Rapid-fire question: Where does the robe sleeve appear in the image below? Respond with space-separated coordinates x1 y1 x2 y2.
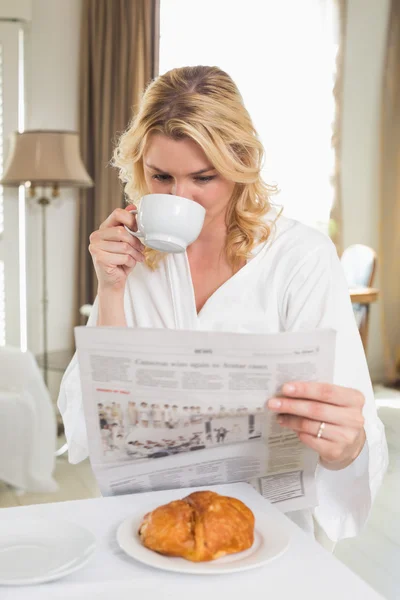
282 238 388 541
57 291 135 464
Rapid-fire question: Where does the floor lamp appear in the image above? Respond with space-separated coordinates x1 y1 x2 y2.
0 130 93 386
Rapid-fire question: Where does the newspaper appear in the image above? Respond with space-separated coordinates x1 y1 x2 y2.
75 326 335 513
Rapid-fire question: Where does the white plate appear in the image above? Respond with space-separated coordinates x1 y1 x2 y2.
0 519 97 586
117 505 290 575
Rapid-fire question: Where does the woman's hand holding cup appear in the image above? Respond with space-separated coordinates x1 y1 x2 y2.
89 205 145 293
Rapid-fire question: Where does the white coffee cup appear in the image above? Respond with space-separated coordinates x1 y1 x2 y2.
124 193 206 253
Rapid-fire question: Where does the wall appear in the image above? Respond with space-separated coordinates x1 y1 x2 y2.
341 0 391 382
24 0 81 359
20 0 81 399
0 0 31 21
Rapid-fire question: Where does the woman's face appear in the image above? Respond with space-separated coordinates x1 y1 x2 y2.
143 133 235 222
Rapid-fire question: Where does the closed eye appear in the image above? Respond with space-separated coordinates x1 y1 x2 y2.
195 175 216 183
151 174 216 184
151 174 172 182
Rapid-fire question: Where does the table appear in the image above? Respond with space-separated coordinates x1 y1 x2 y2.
1 483 383 600
349 287 379 304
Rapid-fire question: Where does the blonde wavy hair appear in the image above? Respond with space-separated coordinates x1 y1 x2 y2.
113 65 279 271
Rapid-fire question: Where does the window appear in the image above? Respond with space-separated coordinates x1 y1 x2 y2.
159 0 339 233
0 22 25 348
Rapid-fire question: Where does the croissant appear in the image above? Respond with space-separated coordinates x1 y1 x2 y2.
138 490 255 562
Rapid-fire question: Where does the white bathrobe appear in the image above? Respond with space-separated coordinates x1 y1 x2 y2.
58 209 388 542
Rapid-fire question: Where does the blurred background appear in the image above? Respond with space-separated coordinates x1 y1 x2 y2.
0 1 399 598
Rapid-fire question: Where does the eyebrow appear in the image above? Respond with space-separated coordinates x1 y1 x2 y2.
145 163 215 176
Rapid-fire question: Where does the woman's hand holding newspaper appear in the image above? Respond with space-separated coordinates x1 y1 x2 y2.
267 382 366 471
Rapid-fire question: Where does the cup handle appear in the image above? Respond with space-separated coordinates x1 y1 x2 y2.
124 209 143 238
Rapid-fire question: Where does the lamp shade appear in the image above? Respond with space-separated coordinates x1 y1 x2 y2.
0 130 93 188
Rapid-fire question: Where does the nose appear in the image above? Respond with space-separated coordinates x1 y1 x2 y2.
170 180 193 200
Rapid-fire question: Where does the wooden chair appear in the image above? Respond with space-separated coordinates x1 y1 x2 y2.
340 244 378 352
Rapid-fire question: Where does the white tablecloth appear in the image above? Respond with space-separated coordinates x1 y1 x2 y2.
1 483 383 600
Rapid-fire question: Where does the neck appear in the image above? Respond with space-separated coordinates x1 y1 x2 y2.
188 210 227 260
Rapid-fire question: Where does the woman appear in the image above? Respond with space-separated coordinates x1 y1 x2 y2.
58 65 387 543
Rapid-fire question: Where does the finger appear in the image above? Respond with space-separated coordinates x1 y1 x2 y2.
277 414 333 438
99 207 137 231
268 397 364 428
90 243 144 263
294 433 343 464
91 227 145 251
92 248 142 267
280 381 365 409
277 415 360 444
90 240 144 259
